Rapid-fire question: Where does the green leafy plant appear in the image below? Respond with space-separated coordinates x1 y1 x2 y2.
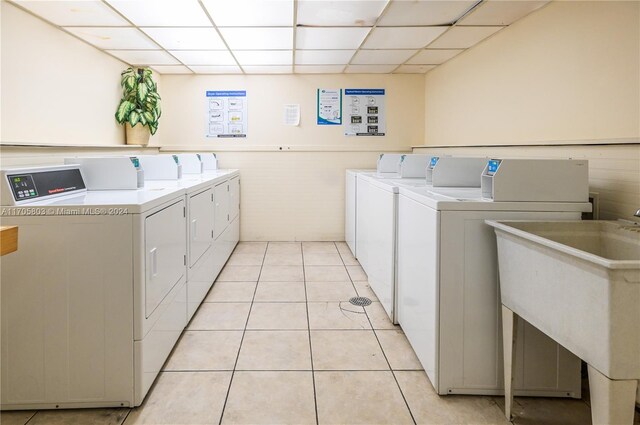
115 67 161 135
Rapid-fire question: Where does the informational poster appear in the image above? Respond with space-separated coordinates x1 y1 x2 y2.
317 88 342 125
344 89 386 136
206 90 247 138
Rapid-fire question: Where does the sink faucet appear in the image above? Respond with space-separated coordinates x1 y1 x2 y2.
635 209 640 218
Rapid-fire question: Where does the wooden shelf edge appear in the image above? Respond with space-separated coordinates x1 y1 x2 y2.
0 226 18 256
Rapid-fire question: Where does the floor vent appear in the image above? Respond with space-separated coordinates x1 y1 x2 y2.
349 296 372 307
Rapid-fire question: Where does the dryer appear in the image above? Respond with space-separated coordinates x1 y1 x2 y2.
0 164 187 409
396 158 591 397
136 154 239 319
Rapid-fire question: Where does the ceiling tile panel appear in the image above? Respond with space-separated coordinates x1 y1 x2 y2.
141 27 226 50
394 64 436 74
219 27 293 50
295 50 356 65
151 65 193 74
363 27 448 49
377 0 477 26
202 0 294 26
243 65 293 74
296 27 371 50
169 50 236 65
297 0 387 26
14 1 129 26
428 26 503 49
407 49 464 65
345 64 397 74
106 0 211 26
106 49 179 65
352 49 417 65
234 50 292 65
295 65 346 74
459 1 549 26
190 65 243 74
65 27 159 49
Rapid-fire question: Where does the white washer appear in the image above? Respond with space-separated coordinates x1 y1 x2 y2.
396 159 591 397
355 156 485 323
345 169 373 257
345 154 430 258
0 165 187 409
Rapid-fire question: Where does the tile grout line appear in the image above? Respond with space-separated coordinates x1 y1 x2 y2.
22 411 37 425
352 252 418 425
217 243 267 425
303 242 321 425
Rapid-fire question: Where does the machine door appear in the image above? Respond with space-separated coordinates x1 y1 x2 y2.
229 176 240 221
145 200 186 318
189 188 214 267
214 181 229 239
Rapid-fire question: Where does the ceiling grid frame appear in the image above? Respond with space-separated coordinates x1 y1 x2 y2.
6 0 552 75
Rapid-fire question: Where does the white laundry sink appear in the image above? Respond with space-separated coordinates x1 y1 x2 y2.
486 220 640 425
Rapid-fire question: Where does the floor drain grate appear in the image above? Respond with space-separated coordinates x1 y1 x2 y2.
349 296 372 307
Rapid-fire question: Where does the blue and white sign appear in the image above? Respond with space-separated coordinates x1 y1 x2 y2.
344 89 386 136
317 88 342 125
206 90 247 138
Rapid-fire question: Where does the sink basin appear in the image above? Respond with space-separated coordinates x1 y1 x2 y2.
487 220 640 379
487 220 640 424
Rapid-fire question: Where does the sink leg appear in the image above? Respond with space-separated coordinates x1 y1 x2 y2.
588 364 638 425
502 305 518 421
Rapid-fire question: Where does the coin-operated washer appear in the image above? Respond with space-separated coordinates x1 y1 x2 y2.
356 156 486 324
0 163 187 409
396 158 592 398
344 153 406 258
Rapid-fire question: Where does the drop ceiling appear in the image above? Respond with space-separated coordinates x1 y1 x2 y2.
11 0 549 75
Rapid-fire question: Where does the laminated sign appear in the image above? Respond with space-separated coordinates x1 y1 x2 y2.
344 89 386 136
317 89 342 125
206 91 247 138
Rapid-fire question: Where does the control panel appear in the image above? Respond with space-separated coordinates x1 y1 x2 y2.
3 166 86 205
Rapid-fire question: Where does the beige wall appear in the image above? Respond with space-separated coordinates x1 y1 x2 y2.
419 1 640 221
160 74 422 240
0 2 163 146
159 74 423 151
423 1 639 146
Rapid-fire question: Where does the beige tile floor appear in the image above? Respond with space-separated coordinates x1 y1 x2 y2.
3 241 639 425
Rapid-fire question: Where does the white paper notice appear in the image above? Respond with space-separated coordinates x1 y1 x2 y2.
283 104 300 126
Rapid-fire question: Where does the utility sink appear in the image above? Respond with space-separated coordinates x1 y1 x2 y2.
486 220 640 425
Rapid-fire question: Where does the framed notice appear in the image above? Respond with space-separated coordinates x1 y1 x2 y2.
206 90 247 138
344 89 385 136
317 89 342 125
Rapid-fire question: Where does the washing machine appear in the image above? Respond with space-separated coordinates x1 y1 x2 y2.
345 169 374 257
346 153 429 258
396 158 591 397
0 163 187 409
356 156 486 323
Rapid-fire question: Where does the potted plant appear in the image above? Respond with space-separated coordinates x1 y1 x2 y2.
115 67 161 145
